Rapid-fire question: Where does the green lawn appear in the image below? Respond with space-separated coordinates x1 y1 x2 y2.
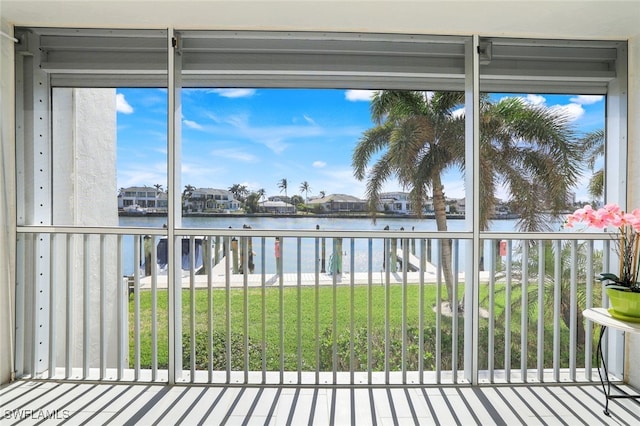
128 283 593 372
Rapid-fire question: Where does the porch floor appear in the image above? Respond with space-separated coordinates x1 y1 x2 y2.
1 380 640 425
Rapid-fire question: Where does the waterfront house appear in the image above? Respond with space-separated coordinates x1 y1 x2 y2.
186 187 240 213
259 199 297 214
118 186 167 212
379 191 413 214
307 193 366 213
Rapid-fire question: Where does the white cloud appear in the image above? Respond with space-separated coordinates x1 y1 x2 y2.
345 90 376 102
261 138 289 155
116 93 134 114
183 119 203 130
118 162 167 188
209 113 326 155
181 161 226 187
501 94 586 122
209 89 256 98
303 114 317 125
313 160 327 168
223 114 250 128
570 95 604 105
551 103 585 121
525 94 546 106
317 167 367 197
211 148 259 163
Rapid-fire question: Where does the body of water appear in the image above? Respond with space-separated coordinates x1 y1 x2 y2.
119 215 561 276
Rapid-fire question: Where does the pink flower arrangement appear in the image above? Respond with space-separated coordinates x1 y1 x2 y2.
566 203 640 291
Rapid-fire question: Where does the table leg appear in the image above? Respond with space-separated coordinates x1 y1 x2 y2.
595 325 611 416
595 323 640 416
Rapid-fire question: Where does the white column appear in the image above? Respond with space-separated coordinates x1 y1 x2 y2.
52 88 120 369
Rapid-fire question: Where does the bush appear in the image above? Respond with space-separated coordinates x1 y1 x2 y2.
317 321 517 372
182 330 264 370
319 325 452 371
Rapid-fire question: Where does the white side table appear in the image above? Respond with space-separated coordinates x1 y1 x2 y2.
583 307 640 416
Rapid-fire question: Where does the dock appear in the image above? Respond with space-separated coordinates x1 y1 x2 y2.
395 248 438 274
137 269 493 290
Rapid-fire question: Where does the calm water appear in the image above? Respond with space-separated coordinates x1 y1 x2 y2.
119 215 559 275
119 214 530 232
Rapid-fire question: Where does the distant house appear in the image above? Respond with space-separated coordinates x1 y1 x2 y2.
448 198 464 214
187 188 240 212
307 193 366 213
424 199 435 213
379 192 413 214
118 186 167 212
259 200 296 214
267 195 292 204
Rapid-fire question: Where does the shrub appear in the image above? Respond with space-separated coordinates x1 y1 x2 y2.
182 330 264 370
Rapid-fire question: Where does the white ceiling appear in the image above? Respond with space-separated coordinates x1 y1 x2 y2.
2 1 639 40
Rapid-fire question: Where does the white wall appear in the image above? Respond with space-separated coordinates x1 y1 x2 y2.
626 34 640 387
0 20 17 385
3 1 638 41
52 89 118 226
51 88 121 369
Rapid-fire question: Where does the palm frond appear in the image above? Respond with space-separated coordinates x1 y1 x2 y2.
352 124 394 180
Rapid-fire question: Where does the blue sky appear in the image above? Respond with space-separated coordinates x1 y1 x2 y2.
116 88 604 201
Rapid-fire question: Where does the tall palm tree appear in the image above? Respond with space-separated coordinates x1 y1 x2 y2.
579 128 605 201
300 181 311 203
353 90 581 307
154 183 163 192
257 188 266 201
277 178 288 200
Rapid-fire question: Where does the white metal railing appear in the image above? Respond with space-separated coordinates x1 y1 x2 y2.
14 226 613 386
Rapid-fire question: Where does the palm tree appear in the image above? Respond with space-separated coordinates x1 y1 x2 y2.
319 190 326 198
182 184 195 200
579 128 605 201
300 181 311 203
257 188 266 201
182 184 196 212
277 178 288 200
492 241 603 353
245 192 261 213
154 183 163 192
229 183 249 202
353 90 581 308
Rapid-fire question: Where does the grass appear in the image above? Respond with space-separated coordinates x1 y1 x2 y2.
128 282 593 371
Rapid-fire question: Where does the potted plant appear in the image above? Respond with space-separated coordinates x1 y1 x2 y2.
565 203 640 320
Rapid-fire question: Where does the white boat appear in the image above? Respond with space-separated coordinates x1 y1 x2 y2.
123 204 147 215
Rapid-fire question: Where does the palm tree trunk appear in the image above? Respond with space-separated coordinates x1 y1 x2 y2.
432 175 455 308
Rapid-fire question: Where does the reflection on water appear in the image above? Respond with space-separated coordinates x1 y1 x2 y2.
119 215 560 276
